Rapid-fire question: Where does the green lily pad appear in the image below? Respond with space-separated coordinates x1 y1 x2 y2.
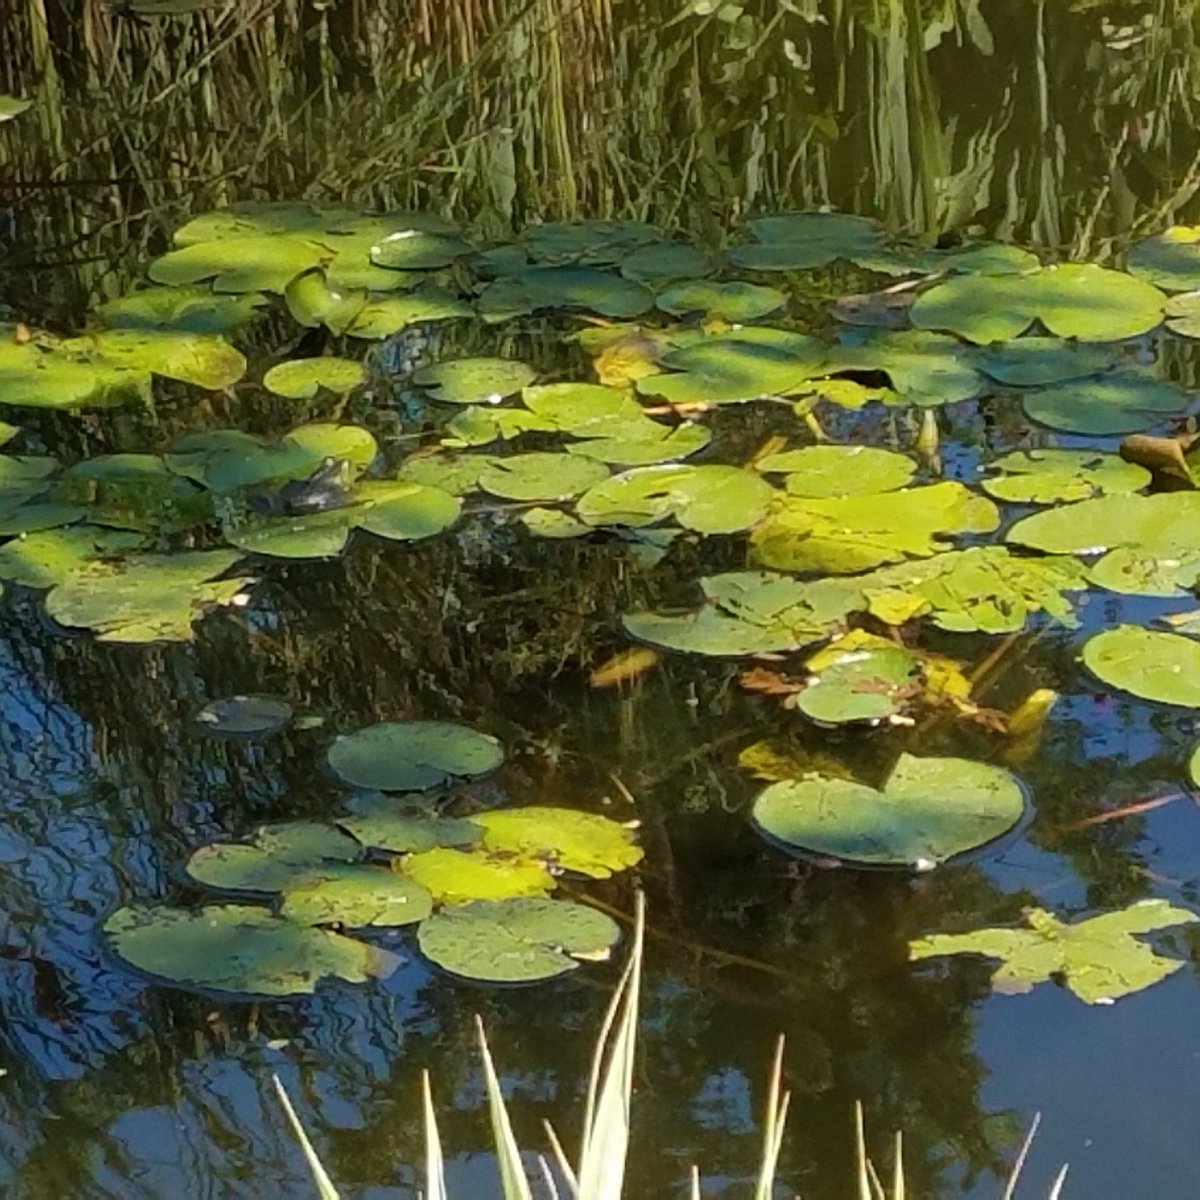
0 337 141 409
402 847 554 903
981 449 1150 504
263 357 365 400
478 267 656 323
794 644 918 725
0 526 144 589
657 280 786 322
523 382 645 430
367 228 474 270
44 549 251 642
577 464 774 534
284 271 367 333
396 453 494 495
910 901 1198 1004
149 235 327 294
972 337 1123 386
225 506 354 559
520 507 592 538
280 864 434 928
910 264 1165 343
56 453 212 533
412 357 538 404
751 481 999 574
751 753 1026 868
620 241 712 284
1021 372 1187 435
1082 625 1200 707
636 333 824 405
564 419 712 466
336 796 481 854
474 807 643 878
186 821 361 893
103 903 399 996
195 695 294 737
344 289 470 339
727 212 883 271
1128 226 1200 292
417 898 621 982
327 720 503 791
95 286 267 335
351 480 461 543
1163 291 1200 339
519 220 661 265
756 445 916 498
477 453 609 501
68 327 247 391
817 330 985 408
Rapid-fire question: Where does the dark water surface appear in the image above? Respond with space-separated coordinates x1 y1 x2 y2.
4 1 1200 1196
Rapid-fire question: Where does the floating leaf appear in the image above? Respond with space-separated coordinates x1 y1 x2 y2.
727 212 883 271
519 220 661 265
403 847 554 903
1021 372 1187 435
478 268 655 323
44 549 250 642
263 357 365 400
751 753 1026 868
1128 226 1200 292
103 903 398 996
367 228 474 270
621 241 712 283
750 481 999 574
981 449 1150 504
195 695 293 737
972 337 1122 386
477 453 609 501
95 286 267 335
756 445 916 498
910 901 1198 1003
345 289 470 339
817 330 984 408
417 898 620 982
284 271 366 333
910 264 1165 343
657 280 786 322
149 235 327 294
186 821 360 893
1082 625 1200 707
793 643 918 725
327 720 503 791
0 526 143 589
56 453 211 533
1163 291 1200 339
474 807 643 878
521 507 592 538
564 420 712 467
337 796 481 854
280 865 434 928
396 452 493 495
413 357 537 404
577 464 774 534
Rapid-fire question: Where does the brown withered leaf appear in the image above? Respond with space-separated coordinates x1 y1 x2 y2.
739 667 804 696
589 646 660 688
1119 433 1197 486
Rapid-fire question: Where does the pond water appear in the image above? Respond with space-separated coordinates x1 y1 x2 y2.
5 1 1200 1196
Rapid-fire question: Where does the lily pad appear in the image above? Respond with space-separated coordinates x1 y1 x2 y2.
95 286 267 335
727 212 883 271
413 357 537 404
751 752 1026 868
327 720 503 791
981 449 1150 504
756 445 917 498
103 903 399 996
0 526 144 589
518 220 661 265
793 643 918 725
477 453 609 501
284 271 367 333
1128 226 1200 292
56 453 211 533
474 807 643 878
1021 372 1187 435
263 357 365 400
564 420 712 467
417 898 621 982
1082 625 1200 707
817 330 985 408
973 337 1122 386
910 264 1165 343
750 481 999 574
910 900 1198 1004
577 464 774 534
344 289 471 339
402 847 555 903
44 549 251 643
367 228 474 270
657 280 786 322
478 267 655 323
396 453 493 495
149 235 327 294
621 241 712 283
186 821 361 893
1163 291 1200 339
280 864 434 927
336 796 481 854
195 695 294 737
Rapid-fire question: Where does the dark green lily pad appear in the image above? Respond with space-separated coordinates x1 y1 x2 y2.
478 268 655 323
519 220 661 265
751 753 1026 868
95 286 267 335
981 449 1150 504
104 903 399 996
263 357 365 400
474 807 643 878
1128 226 1200 292
620 241 712 283
577 464 775 534
402 847 555 902
972 337 1123 386
910 264 1165 343
417 898 621 982
727 212 883 271
195 695 293 737
186 821 360 893
910 901 1199 1004
336 796 482 854
280 864 434 928
327 720 503 791
1021 373 1187 435
1082 625 1200 707
412 357 537 404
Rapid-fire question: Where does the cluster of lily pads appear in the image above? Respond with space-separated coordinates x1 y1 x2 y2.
104 719 643 994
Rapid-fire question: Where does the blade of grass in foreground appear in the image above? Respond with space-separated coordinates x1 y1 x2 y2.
272 1074 342 1200
422 1070 448 1200
477 1014 535 1200
752 1035 790 1200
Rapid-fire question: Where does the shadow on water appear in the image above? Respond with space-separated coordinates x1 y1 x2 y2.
2 0 1200 1196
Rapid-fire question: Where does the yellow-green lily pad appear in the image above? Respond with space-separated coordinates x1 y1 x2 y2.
474 807 643 878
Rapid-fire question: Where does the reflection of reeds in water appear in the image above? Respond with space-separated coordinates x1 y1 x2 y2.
4 0 1200 312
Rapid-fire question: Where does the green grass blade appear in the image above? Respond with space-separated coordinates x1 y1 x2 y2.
753 1035 790 1200
575 891 645 1199
476 1015 534 1200
422 1070 447 1200
272 1074 342 1200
